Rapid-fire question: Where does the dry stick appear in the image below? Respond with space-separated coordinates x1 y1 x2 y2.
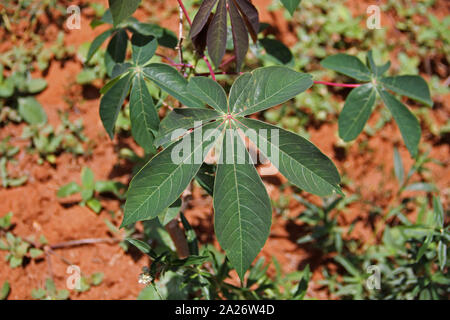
176 6 187 76
49 238 121 250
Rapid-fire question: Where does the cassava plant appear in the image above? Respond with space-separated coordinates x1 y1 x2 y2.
96 0 432 282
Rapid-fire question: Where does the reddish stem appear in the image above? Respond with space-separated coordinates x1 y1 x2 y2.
220 55 236 69
313 80 361 88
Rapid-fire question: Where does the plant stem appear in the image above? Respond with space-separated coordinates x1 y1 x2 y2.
313 80 362 88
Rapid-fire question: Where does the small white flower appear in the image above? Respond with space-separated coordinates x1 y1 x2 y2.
138 273 152 285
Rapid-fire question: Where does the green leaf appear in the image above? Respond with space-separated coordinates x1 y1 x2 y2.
380 75 433 107
259 38 294 65
129 74 159 153
155 108 221 146
86 198 102 214
29 248 44 258
229 66 313 115
0 78 14 98
99 72 132 139
214 129 272 281
366 50 390 78
280 0 301 16
404 182 436 192
91 272 104 286
338 84 376 141
294 264 310 300
195 163 216 196
26 78 47 93
108 0 141 26
9 256 22 268
87 29 115 62
438 240 447 271
31 288 46 299
0 281 10 300
187 77 228 113
433 196 444 228
18 97 47 125
378 88 421 158
126 238 157 258
105 29 128 76
238 118 342 196
57 182 81 198
111 62 133 79
393 148 404 185
122 121 223 227
416 233 432 261
131 33 157 66
143 64 204 108
206 0 227 67
81 167 95 201
158 198 182 226
320 54 372 82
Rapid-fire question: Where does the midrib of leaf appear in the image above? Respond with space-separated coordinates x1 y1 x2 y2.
341 86 376 138
127 121 222 218
242 123 340 193
240 74 311 116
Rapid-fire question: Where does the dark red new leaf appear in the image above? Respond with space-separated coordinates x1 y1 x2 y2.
233 0 259 42
206 0 228 67
192 13 213 56
228 0 249 71
190 0 219 38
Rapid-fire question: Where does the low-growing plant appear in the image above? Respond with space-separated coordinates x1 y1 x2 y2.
90 0 437 285
0 228 44 269
0 281 10 300
57 167 126 214
22 111 90 164
31 279 69 300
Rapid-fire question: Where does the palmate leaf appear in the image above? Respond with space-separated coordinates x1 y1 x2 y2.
122 121 223 227
129 74 159 153
228 66 313 115
121 66 341 279
338 84 377 141
214 129 272 281
237 118 342 196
